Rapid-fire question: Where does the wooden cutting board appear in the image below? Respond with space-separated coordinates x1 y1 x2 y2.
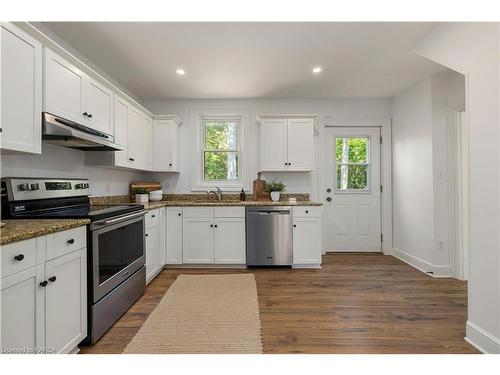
130 181 162 200
253 172 270 201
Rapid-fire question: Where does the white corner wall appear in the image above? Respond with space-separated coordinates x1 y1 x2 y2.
143 98 392 200
415 22 500 354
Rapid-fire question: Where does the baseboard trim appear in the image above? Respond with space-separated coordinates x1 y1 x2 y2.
392 248 452 277
466 321 500 354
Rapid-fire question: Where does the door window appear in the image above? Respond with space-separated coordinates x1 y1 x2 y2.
335 136 370 191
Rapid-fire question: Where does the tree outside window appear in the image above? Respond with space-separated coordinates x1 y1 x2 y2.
335 137 369 190
203 119 240 181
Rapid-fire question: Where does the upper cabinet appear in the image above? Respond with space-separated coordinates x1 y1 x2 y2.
44 47 113 137
259 116 315 172
152 115 183 172
1 23 42 154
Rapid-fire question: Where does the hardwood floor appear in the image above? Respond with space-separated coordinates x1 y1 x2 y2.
79 253 478 354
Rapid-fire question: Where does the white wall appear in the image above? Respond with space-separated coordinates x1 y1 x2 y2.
0 144 144 196
143 98 392 200
415 23 500 354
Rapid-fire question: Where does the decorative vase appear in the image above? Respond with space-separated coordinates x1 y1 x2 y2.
135 194 149 203
270 191 281 201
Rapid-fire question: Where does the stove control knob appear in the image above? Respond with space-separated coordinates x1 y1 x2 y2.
19 183 30 191
30 183 40 191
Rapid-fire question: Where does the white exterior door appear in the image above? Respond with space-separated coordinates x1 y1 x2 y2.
323 127 381 251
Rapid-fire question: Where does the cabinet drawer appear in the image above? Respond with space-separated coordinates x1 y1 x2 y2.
214 206 245 218
182 207 214 218
53 227 86 259
1 238 37 278
293 206 321 218
145 209 160 228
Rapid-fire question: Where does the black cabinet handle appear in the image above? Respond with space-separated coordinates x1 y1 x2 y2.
14 254 25 261
129 157 135 162
83 112 88 117
145 233 149 237
210 224 213 227
169 163 172 167
293 224 297 227
178 213 181 216
326 197 332 202
152 215 155 218
67 239 75 244
88 113 93 118
40 281 48 287
214 224 218 228
305 210 309 214
49 276 57 283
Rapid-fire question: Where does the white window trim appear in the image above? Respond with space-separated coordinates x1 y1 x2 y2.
190 108 250 192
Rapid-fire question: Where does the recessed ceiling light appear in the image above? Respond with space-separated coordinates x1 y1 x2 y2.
312 66 322 74
176 69 185 75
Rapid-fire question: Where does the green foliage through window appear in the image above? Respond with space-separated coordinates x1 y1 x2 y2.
336 137 369 190
203 120 239 181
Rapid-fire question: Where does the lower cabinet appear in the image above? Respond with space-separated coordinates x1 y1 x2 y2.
0 228 87 354
165 207 183 264
182 207 246 265
292 207 322 267
145 208 164 283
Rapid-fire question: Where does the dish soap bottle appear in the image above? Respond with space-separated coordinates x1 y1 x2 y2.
240 189 246 201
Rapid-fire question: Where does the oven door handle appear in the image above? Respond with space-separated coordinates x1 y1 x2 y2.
96 210 147 226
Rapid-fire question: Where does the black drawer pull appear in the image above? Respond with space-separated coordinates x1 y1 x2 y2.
67 238 75 244
129 157 135 162
145 233 149 237
293 224 297 227
305 210 309 214
178 213 181 216
88 113 93 118
40 281 48 287
210 224 213 227
151 215 155 218
14 254 25 261
169 163 172 167
214 224 218 228
83 112 88 117
49 276 57 283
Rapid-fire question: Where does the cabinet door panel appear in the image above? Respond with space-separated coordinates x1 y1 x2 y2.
143 115 153 170
127 107 142 168
214 218 246 264
145 224 160 283
45 249 86 354
166 208 183 264
153 120 179 171
1 23 42 154
182 218 214 264
86 76 113 135
43 48 85 124
260 119 287 171
114 95 130 166
287 118 314 171
293 217 322 265
0 265 45 353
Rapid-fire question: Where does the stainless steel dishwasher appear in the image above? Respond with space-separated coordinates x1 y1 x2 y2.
246 206 293 266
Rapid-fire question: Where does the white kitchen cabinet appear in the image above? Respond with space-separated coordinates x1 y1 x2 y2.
0 228 87 354
112 95 132 167
183 217 215 264
292 207 322 268
44 47 113 136
260 118 288 171
153 116 182 172
85 75 114 136
44 248 87 354
143 115 153 171
260 117 315 171
43 48 85 125
287 118 314 171
0 265 45 353
145 223 160 283
214 218 246 264
1 23 42 154
166 207 183 264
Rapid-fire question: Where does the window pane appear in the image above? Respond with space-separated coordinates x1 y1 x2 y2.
335 137 368 163
204 151 239 180
204 121 238 150
336 164 368 190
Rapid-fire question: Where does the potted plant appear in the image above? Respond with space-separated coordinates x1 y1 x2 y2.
266 180 286 202
134 188 150 203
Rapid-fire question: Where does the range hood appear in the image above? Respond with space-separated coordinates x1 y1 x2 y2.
42 112 125 151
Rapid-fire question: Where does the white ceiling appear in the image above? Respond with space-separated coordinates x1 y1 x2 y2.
42 22 444 100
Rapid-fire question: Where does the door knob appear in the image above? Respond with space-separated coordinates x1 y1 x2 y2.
326 197 332 202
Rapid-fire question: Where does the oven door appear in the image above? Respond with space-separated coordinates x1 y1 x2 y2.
91 211 146 303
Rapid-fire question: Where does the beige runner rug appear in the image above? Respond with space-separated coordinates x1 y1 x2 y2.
123 274 263 354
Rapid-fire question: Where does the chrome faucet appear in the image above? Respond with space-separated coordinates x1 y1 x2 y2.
207 187 223 201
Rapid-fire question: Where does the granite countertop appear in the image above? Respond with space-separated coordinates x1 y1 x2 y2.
97 200 323 210
0 219 90 246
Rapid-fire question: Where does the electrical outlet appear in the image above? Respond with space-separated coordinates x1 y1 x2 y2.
437 240 444 251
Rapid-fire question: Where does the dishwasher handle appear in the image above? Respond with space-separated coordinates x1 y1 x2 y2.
256 210 290 215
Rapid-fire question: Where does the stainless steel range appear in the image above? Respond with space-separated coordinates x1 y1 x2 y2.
1 177 147 345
